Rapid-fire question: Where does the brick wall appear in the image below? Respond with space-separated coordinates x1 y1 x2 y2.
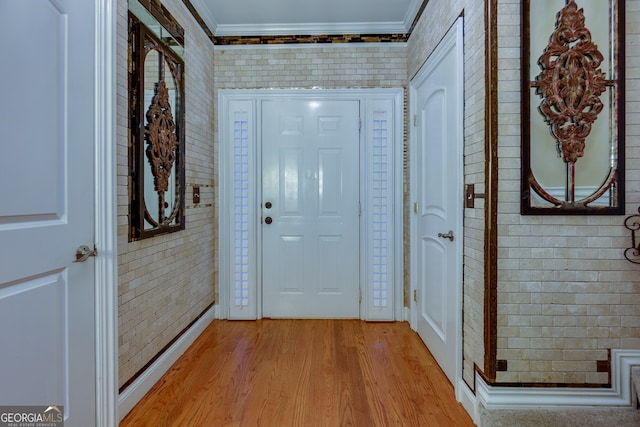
494 0 640 384
117 0 217 389
214 45 406 90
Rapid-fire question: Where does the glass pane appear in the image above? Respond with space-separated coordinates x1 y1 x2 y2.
524 0 622 212
143 47 180 229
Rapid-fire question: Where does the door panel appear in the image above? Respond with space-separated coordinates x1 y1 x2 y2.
421 239 446 339
3 2 64 222
278 235 304 293
281 149 303 214
318 150 341 214
412 20 463 385
262 100 360 318
0 0 96 424
0 273 67 405
420 88 450 342
318 235 342 293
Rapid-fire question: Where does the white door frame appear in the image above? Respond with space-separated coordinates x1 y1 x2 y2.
95 0 118 424
409 17 464 401
219 88 404 321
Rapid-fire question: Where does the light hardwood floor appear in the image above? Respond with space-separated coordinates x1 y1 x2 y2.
120 319 475 427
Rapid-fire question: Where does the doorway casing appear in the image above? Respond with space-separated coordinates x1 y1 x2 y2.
218 88 404 321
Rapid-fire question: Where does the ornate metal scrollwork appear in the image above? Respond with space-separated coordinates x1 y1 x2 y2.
522 0 624 214
145 80 178 194
129 9 185 240
624 207 640 264
144 80 179 224
536 0 607 164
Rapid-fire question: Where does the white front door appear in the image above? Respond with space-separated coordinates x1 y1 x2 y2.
261 100 360 318
411 20 463 385
0 1 96 425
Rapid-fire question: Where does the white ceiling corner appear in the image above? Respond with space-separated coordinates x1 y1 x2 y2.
403 0 424 31
189 0 219 34
190 0 424 37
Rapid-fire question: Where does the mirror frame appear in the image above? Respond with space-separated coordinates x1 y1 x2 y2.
521 0 625 215
128 7 185 240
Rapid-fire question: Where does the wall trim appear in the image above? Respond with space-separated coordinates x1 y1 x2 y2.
483 0 499 383
458 379 479 423
214 23 409 38
95 0 118 424
117 305 216 421
214 42 407 51
403 306 412 323
182 0 215 42
213 303 223 319
476 350 640 410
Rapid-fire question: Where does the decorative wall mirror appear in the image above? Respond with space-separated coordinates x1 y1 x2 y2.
521 0 625 214
128 0 185 240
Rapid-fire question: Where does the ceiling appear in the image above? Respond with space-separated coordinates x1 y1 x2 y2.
189 0 423 37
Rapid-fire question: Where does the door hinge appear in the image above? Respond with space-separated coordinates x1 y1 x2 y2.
413 289 417 302
358 202 362 217
413 202 419 214
359 118 362 131
413 114 418 127
359 289 362 303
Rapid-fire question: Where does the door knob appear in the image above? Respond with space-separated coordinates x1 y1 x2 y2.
264 216 273 224
74 245 97 262
437 231 454 242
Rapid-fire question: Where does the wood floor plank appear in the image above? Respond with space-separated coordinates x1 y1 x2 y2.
120 320 475 427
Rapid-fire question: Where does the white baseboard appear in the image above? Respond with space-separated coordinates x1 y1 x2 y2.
118 304 218 421
403 306 411 323
476 349 640 410
457 379 478 423
213 302 224 319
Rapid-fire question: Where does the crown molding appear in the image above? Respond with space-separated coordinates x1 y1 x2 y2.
187 0 218 33
213 42 407 50
404 0 424 31
186 0 427 37
213 21 408 37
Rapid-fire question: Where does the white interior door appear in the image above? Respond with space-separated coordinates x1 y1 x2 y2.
261 99 360 318
411 20 463 385
0 1 96 425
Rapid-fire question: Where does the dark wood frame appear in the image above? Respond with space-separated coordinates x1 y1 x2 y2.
521 0 625 215
138 0 185 45
129 11 186 240
483 0 499 383
478 0 619 389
